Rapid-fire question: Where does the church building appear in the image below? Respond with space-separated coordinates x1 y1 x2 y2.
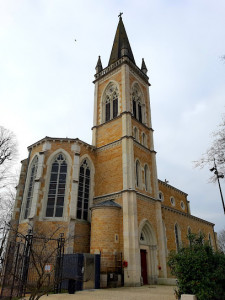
12 16 216 287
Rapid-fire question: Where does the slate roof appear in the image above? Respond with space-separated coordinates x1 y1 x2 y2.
108 16 135 66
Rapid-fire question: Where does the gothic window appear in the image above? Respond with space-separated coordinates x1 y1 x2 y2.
24 156 38 219
132 84 144 123
208 233 212 246
175 223 181 252
46 154 67 218
136 160 141 188
144 164 150 192
77 159 91 221
142 133 146 146
103 83 119 123
188 227 192 246
133 127 138 141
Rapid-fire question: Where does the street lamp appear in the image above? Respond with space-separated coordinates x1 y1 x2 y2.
210 158 225 214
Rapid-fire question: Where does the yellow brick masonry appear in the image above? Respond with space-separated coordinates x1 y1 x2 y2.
91 206 121 273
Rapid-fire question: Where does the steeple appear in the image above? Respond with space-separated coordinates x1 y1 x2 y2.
108 15 135 66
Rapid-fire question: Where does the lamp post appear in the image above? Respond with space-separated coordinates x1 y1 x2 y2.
210 158 225 214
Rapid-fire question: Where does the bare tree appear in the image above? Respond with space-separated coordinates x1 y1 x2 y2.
218 229 225 253
195 115 225 182
0 126 18 189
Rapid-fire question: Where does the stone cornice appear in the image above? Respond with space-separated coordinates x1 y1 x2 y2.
158 179 188 197
136 192 159 204
28 137 95 151
162 205 215 226
92 111 154 132
134 140 156 154
93 56 150 86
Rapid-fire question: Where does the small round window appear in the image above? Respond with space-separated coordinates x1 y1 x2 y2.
159 192 164 201
170 197 175 206
180 201 185 210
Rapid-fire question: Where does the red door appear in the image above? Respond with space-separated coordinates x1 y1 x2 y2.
140 249 148 284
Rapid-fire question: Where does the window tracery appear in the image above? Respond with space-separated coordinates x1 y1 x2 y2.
103 83 119 122
77 159 91 221
24 156 38 219
46 154 67 218
132 84 144 123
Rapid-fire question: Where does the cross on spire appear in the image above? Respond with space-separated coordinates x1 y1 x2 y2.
118 12 123 19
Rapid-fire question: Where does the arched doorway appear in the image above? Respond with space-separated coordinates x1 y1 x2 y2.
139 220 158 284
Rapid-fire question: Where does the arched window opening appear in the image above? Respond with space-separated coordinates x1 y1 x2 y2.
136 160 141 188
103 83 119 123
188 227 192 246
144 164 150 192
133 127 138 141
24 156 38 219
132 84 144 123
142 133 146 146
159 192 164 201
175 223 181 252
208 233 212 246
77 159 91 221
46 154 67 218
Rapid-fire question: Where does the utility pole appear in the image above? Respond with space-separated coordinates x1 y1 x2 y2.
210 158 225 214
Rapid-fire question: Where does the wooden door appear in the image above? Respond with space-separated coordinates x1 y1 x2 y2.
140 249 148 285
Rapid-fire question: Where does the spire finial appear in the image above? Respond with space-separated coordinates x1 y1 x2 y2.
141 58 148 74
118 12 123 19
95 55 103 73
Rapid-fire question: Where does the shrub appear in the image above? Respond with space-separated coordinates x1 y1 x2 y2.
168 233 225 300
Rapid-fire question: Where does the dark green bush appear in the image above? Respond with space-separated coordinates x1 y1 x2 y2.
168 233 225 300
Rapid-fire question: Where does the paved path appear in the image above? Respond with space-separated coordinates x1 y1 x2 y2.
39 285 176 300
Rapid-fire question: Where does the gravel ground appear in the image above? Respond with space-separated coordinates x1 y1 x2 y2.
37 285 177 300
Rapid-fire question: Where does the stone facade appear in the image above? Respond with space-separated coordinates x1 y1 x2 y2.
11 17 216 288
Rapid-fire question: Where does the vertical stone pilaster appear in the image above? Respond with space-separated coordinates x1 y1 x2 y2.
13 159 28 221
123 191 141 286
66 219 76 254
122 137 135 190
92 81 99 146
155 201 167 279
70 143 81 218
121 64 130 112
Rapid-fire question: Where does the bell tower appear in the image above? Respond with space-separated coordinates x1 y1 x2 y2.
91 16 165 286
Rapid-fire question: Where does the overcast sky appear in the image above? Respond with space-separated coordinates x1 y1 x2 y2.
1 1 225 232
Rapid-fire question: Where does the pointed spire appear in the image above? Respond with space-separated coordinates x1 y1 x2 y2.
108 16 135 66
95 56 103 73
141 58 148 74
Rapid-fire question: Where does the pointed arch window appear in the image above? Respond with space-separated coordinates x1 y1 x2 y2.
142 133 146 147
132 84 144 123
103 83 119 123
24 156 38 219
133 127 138 141
77 159 91 221
208 233 212 246
46 154 67 218
175 223 181 252
144 164 151 192
136 160 141 188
